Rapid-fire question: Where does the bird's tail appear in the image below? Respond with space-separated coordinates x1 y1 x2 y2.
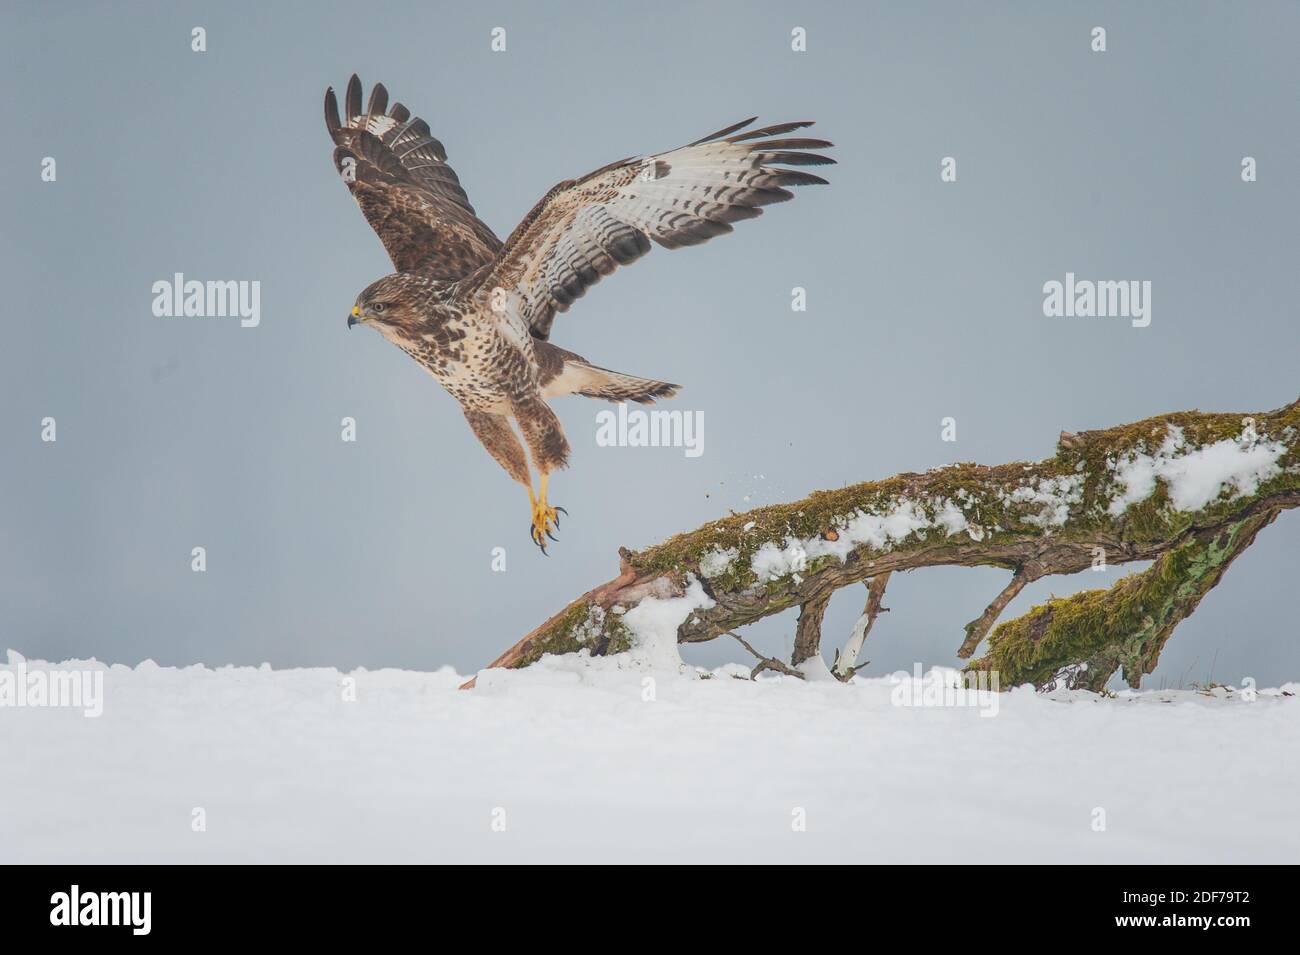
573 365 680 404
537 343 680 404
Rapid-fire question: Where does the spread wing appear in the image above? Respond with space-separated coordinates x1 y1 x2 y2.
325 75 502 279
467 118 833 339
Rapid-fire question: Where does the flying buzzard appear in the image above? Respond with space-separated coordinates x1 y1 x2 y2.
326 75 832 551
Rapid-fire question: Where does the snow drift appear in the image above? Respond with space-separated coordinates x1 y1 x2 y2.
1 650 1296 864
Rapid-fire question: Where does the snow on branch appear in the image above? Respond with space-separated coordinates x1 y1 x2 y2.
463 396 1300 691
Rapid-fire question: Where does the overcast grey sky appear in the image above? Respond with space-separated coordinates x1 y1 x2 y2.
2 0 1297 687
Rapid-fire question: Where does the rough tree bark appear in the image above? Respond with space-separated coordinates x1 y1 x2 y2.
462 396 1300 692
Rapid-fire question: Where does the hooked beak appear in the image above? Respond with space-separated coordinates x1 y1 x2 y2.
348 304 361 329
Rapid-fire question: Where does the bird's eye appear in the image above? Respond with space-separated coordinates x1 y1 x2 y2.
372 302 386 313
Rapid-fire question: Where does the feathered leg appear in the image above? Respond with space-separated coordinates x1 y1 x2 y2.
463 408 531 487
511 395 570 552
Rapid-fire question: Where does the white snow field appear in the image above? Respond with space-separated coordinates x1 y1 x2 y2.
1 649 1296 864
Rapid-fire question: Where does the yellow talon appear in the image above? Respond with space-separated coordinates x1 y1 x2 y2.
528 474 564 553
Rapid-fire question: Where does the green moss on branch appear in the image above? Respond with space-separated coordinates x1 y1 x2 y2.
629 400 1300 594
471 396 1300 687
966 511 1278 690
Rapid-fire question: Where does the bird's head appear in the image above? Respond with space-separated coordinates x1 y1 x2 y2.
348 273 426 334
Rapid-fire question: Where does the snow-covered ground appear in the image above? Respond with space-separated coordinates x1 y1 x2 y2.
1 650 1296 864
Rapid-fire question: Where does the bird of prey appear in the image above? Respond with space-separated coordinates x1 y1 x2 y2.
326 75 832 551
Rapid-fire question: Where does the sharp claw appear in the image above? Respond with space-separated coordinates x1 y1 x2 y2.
555 506 568 515
530 501 566 553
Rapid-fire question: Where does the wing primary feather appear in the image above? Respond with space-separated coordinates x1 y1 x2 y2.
324 87 341 134
753 151 837 166
712 205 764 223
746 137 833 151
345 74 362 123
757 170 829 188
728 121 815 143
686 117 757 147
366 82 388 121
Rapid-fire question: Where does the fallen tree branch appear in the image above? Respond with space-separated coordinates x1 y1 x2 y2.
463 396 1300 691
727 631 805 680
958 565 1038 658
791 592 832 667
966 507 1281 691
832 573 891 680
